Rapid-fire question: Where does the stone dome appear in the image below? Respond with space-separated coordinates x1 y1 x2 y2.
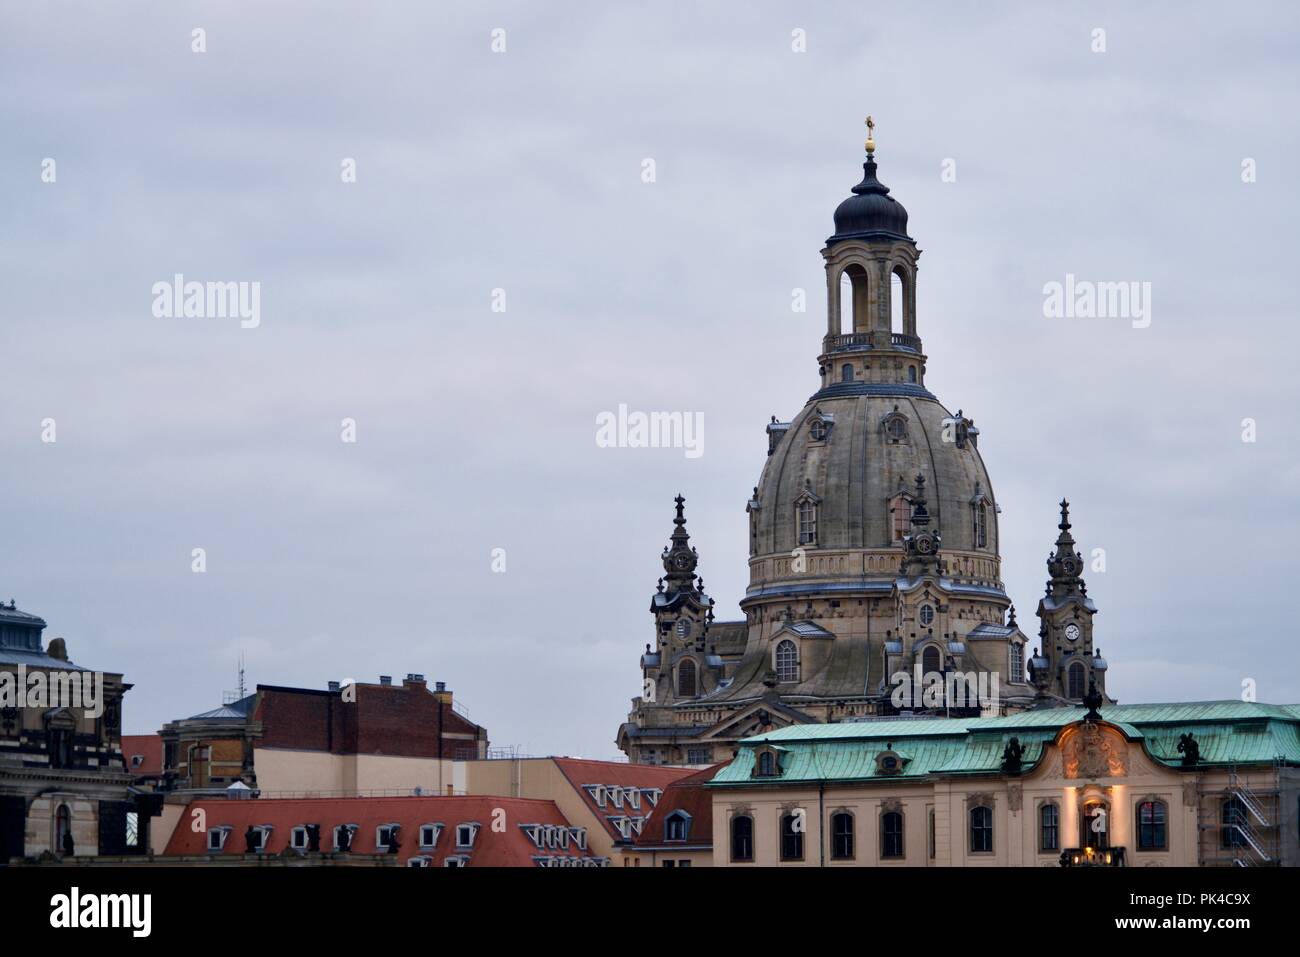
746 385 1002 603
828 157 911 245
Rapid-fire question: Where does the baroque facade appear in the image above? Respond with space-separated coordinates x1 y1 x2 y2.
706 702 1299 867
0 600 149 862
619 136 1110 766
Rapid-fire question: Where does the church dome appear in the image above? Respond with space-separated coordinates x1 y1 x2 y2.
828 157 911 245
747 387 1001 603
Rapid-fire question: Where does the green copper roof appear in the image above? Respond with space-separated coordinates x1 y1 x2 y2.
707 701 1300 787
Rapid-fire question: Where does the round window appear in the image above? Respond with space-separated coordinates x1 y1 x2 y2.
919 604 935 626
810 420 826 441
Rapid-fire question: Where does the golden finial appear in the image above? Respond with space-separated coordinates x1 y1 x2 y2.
865 115 876 155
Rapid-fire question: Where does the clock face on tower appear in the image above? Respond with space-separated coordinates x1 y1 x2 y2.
1065 623 1081 642
673 552 693 571
675 618 692 639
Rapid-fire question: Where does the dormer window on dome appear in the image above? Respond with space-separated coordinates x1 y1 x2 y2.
808 410 834 443
794 485 820 547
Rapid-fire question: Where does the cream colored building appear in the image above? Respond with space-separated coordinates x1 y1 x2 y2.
708 702 1299 867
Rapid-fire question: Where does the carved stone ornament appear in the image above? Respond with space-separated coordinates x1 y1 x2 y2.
1007 783 1023 813
1062 722 1127 779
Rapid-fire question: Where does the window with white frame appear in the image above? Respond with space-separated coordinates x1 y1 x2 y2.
420 824 442 849
333 825 355 850
1010 643 1024 683
248 826 270 852
456 823 479 849
664 810 691 842
376 824 398 851
207 827 230 852
407 856 432 868
290 826 308 850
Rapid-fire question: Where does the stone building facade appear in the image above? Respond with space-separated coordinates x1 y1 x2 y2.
0 600 142 862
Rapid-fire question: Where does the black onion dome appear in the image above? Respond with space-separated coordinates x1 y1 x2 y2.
828 156 911 245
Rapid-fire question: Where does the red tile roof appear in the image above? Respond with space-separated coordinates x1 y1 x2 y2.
162 796 602 867
121 734 163 776
632 764 722 849
552 758 697 842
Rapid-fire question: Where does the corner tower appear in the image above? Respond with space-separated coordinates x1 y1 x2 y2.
1029 500 1111 704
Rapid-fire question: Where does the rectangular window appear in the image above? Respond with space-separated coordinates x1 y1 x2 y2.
456 824 477 848
1137 801 1167 850
1040 804 1059 852
969 807 993 854
686 747 709 765
420 825 440 848
831 813 854 860
780 814 804 862
291 827 308 850
730 815 754 862
798 501 817 545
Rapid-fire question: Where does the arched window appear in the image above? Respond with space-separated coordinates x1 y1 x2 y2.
780 812 804 861
55 804 71 856
1222 798 1247 849
830 812 854 860
921 644 941 676
797 499 817 545
1039 803 1059 852
841 363 855 382
810 418 827 441
730 814 753 862
840 263 870 334
974 503 988 548
677 659 697 698
1137 800 1167 850
758 751 776 777
890 269 904 334
1010 644 1024 683
907 365 917 383
775 639 800 683
969 805 993 853
890 493 913 542
1067 661 1086 699
881 810 904 859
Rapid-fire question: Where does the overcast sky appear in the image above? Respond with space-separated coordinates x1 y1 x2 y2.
2 2 1297 758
